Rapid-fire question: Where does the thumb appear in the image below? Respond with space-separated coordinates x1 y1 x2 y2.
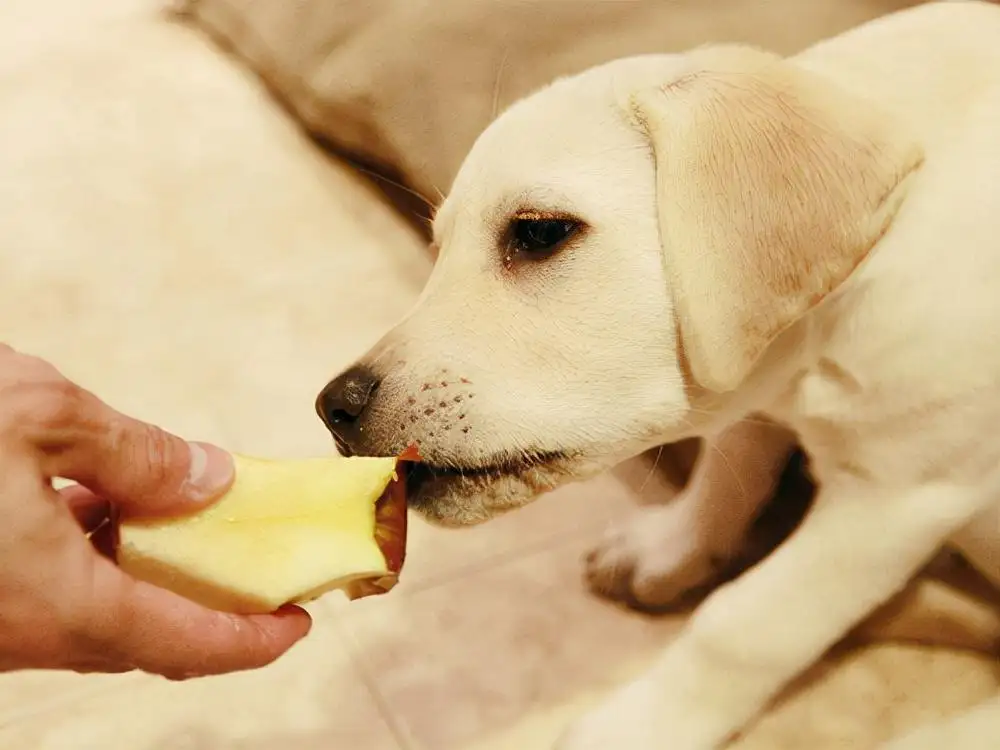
32 386 234 517
80 554 312 679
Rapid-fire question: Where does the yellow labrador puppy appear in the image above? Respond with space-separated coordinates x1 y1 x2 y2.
317 1 1000 747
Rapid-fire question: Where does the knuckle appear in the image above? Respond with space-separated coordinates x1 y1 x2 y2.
0 346 63 385
0 346 77 436
113 420 180 487
27 380 83 431
0 377 83 441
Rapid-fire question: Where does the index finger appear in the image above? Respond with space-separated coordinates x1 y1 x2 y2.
5 368 233 516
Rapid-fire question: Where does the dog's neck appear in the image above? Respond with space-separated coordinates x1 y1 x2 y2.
679 315 816 438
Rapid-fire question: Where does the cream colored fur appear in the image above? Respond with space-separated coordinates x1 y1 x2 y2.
328 1 1000 747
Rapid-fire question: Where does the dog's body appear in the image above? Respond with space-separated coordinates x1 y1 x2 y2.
319 2 1000 747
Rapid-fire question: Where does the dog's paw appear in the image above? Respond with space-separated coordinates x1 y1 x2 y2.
584 502 721 611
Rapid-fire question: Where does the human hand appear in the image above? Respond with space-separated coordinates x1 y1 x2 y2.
0 344 312 679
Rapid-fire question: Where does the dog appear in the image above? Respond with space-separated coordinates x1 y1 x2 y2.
316 2 1000 747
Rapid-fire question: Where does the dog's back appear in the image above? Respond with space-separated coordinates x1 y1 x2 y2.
798 1 1000 142
773 1 1000 587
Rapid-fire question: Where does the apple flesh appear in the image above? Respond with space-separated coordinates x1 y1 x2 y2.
116 451 412 614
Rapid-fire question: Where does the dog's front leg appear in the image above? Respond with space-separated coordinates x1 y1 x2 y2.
586 417 796 610
559 479 987 750
877 694 1000 749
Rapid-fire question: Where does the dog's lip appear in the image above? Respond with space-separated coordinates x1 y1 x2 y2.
404 450 565 496
408 450 565 477
403 450 573 521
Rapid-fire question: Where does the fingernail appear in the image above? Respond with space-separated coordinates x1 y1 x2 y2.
183 442 235 501
274 605 313 635
275 603 312 620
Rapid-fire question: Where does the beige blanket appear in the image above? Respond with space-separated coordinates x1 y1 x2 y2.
0 2 995 749
179 0 928 200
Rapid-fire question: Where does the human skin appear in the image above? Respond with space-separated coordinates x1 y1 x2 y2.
0 343 311 679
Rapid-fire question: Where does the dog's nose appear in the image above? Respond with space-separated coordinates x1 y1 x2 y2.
315 365 381 455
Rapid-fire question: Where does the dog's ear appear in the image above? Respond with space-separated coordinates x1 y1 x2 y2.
629 46 923 393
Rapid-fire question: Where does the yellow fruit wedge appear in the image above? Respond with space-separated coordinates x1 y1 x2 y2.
116 451 413 614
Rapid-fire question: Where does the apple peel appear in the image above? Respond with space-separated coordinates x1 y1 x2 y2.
114 446 421 614
343 444 420 601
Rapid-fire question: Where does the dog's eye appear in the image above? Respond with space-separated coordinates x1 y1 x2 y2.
510 218 579 257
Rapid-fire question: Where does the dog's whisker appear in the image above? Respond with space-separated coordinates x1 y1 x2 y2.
684 407 775 428
351 164 438 213
637 444 665 494
490 47 510 124
706 441 748 499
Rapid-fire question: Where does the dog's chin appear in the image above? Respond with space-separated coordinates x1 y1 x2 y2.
405 454 578 528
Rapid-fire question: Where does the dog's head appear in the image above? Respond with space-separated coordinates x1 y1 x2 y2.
316 45 922 526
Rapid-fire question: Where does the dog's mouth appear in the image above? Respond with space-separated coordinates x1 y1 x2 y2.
405 450 567 512
407 450 566 487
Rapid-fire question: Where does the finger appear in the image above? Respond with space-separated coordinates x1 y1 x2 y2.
22 380 234 517
84 557 312 678
59 485 111 533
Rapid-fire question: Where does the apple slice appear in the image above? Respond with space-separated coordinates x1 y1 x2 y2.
115 449 416 614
